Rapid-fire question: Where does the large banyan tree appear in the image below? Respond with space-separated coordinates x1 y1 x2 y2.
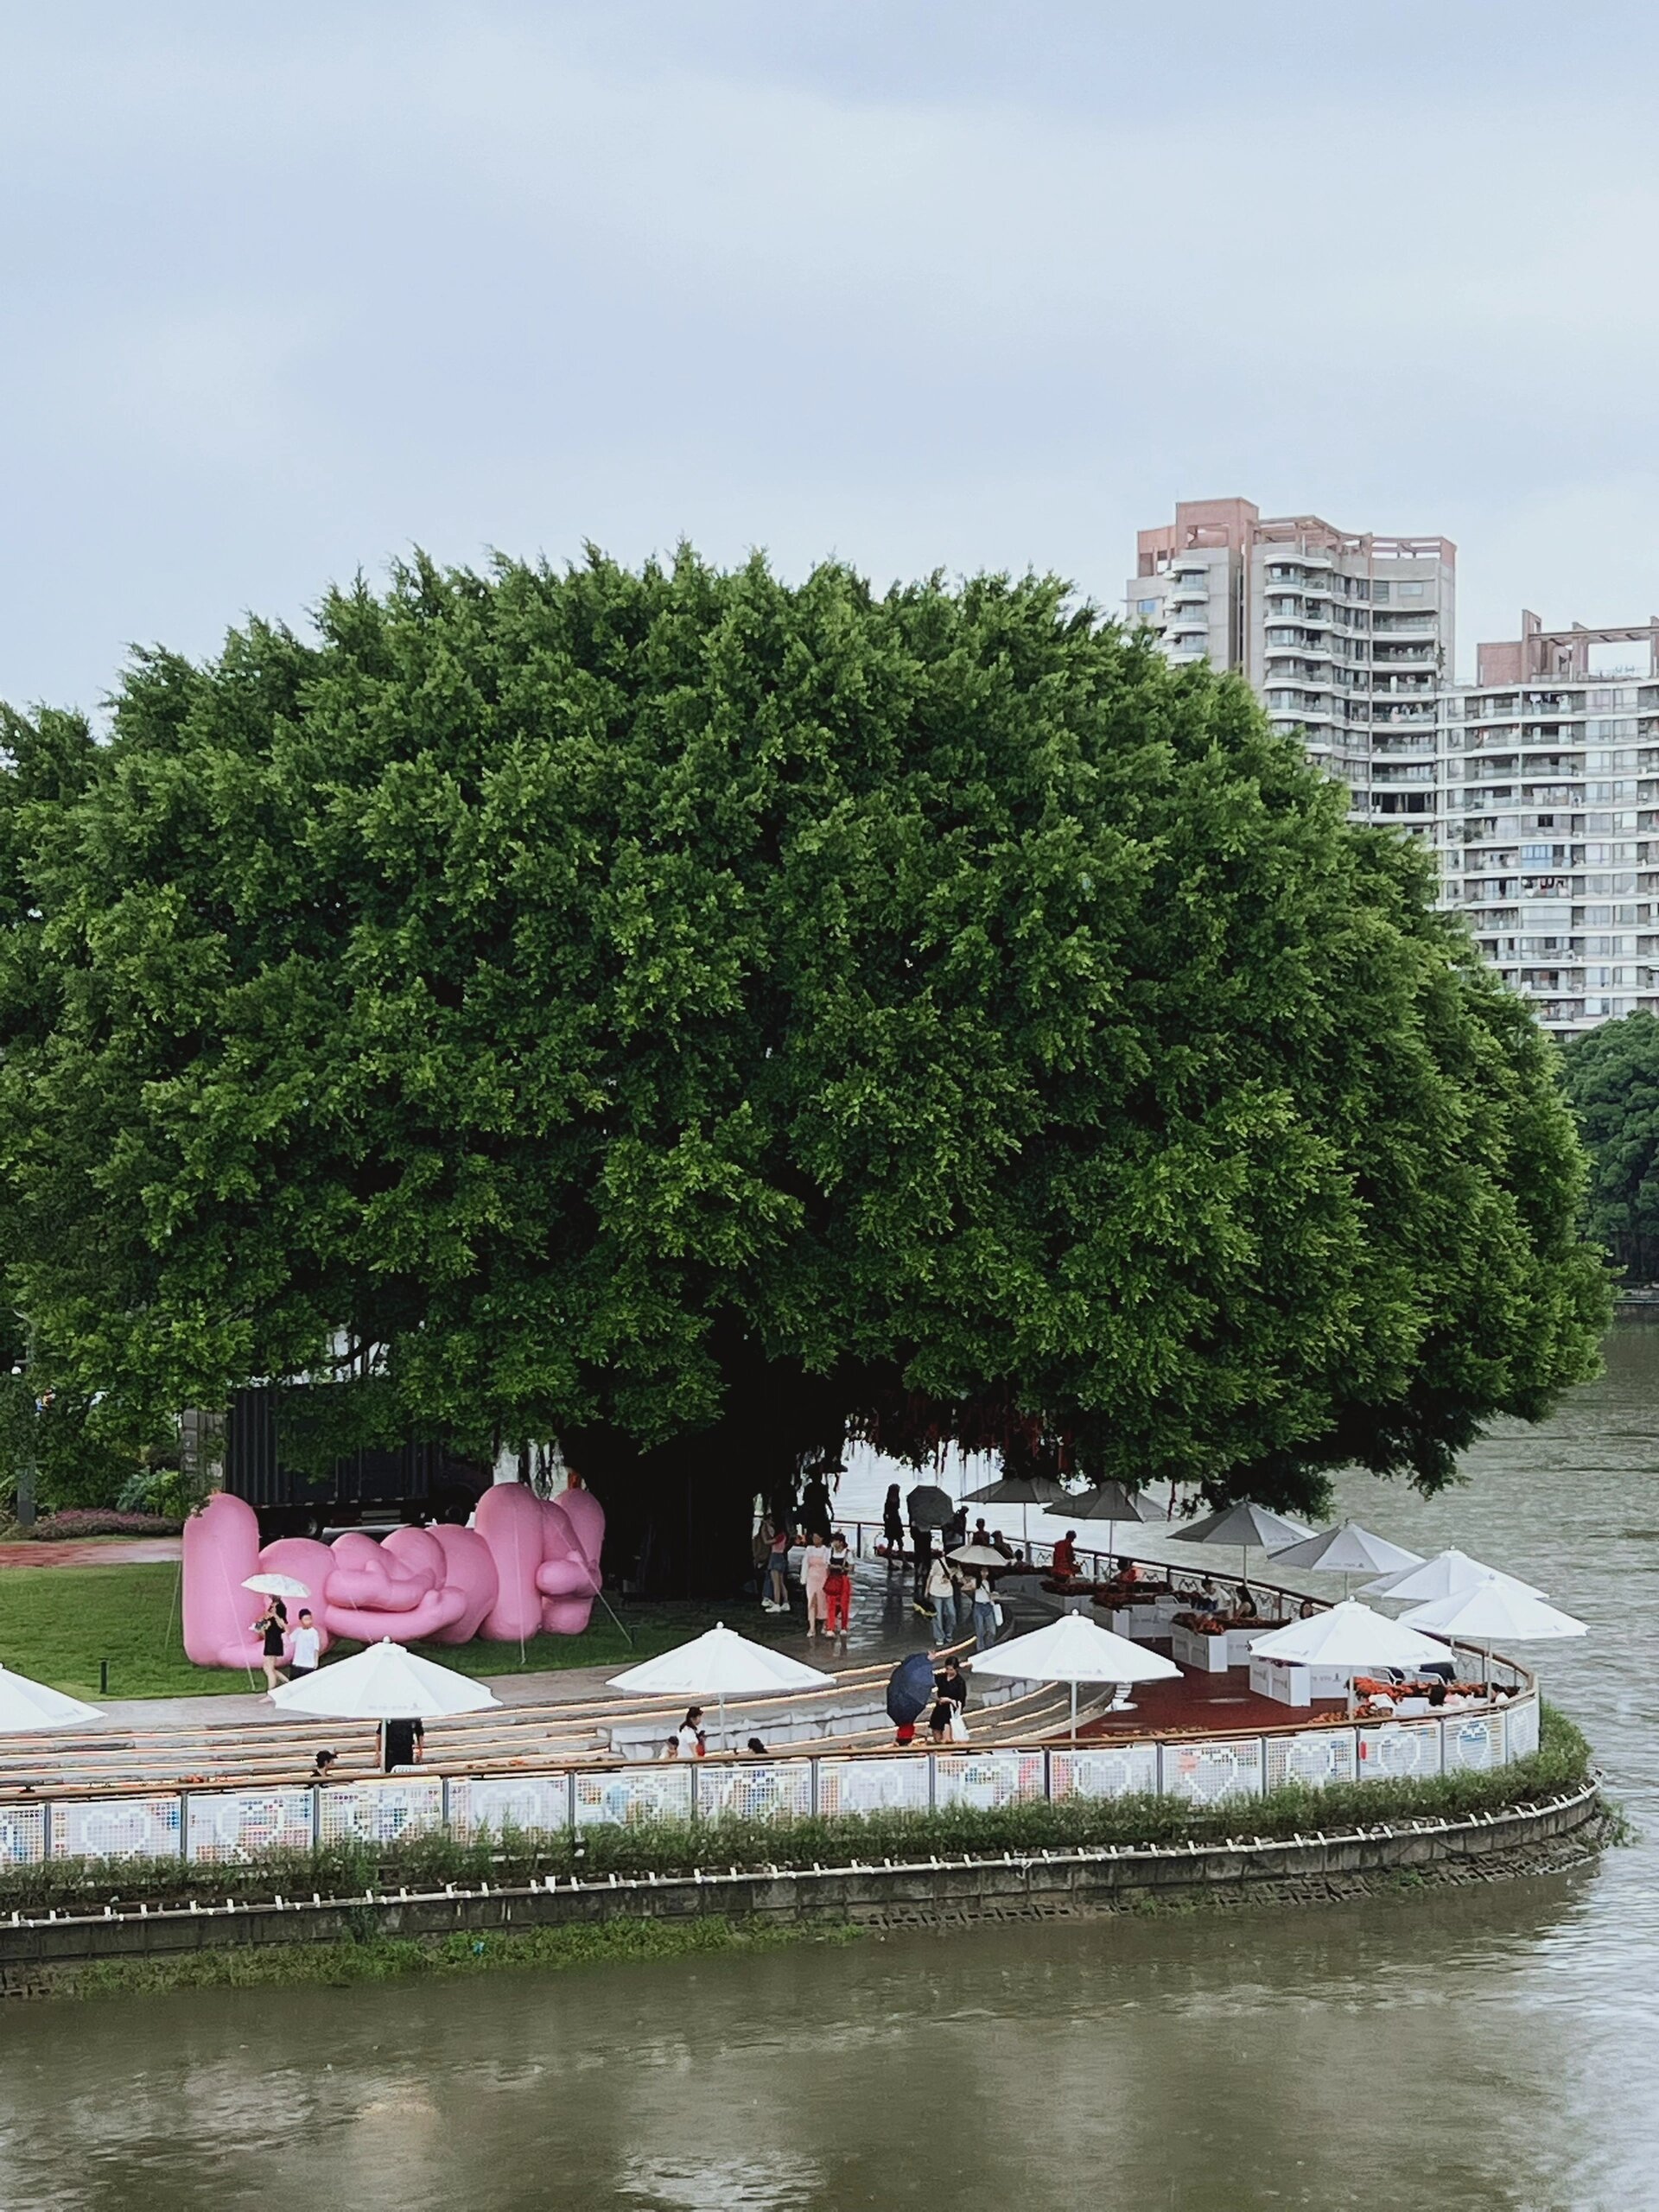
0 550 1609 1586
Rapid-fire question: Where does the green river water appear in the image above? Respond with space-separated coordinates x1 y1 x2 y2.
3 1325 1659 2210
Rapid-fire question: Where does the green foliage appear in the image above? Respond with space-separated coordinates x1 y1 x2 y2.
1560 1010 1659 1277
0 551 1608 1516
41 1914 851 2000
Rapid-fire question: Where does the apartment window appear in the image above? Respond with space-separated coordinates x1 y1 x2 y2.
1136 599 1158 614
1397 582 1426 600
1372 582 1390 604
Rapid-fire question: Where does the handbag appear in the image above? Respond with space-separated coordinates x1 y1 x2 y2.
992 1602 1004 1628
947 1705 969 1743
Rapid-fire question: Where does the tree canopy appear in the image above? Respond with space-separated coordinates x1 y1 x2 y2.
1560 1010 1659 1280
0 550 1609 1577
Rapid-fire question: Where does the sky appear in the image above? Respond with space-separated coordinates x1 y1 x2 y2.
4 0 1659 713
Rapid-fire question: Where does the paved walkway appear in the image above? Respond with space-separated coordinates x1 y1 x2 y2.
89 1554 969 1735
0 1535 182 1569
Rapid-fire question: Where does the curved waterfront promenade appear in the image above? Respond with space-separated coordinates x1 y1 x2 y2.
0 1535 1548 1872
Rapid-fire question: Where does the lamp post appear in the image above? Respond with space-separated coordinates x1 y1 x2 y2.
11 1314 36 1530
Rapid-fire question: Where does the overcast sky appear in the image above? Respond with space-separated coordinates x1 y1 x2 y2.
4 1 1658 711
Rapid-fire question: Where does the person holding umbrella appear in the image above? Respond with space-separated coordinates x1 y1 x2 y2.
251 1595 289 1690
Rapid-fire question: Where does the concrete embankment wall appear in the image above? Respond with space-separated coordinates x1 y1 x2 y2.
0 1783 1602 1990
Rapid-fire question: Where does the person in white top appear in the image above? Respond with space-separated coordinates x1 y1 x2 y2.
675 1706 705 1758
289 1611 321 1675
800 1537 832 1640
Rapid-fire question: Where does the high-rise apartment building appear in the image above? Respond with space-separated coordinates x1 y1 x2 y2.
1126 498 1456 833
1443 615 1659 1033
1127 500 1659 1039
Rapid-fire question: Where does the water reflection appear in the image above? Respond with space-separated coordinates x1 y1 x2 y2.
5 1328 1659 2210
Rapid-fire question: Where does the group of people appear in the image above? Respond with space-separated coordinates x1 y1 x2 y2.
249 1595 321 1691
663 1707 770 1759
755 1519 857 1645
920 1550 1002 1650
891 1656 969 1747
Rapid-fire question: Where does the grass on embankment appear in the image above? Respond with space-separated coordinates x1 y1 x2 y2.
45 1914 860 2000
0 1705 1594 1917
0 1560 761 1700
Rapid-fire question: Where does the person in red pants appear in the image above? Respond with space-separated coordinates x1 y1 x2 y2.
823 1536 853 1646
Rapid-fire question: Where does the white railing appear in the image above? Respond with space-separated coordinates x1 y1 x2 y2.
0 1690 1541 1869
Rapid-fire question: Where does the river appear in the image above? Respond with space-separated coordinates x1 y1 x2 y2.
3 1325 1658 2210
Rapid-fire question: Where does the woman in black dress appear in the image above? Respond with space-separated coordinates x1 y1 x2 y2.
251 1597 289 1690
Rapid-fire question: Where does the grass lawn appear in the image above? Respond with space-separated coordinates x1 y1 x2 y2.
0 1561 776 1702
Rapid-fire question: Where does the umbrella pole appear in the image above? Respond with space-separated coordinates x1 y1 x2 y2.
718 1692 727 1752
1071 1678 1077 1743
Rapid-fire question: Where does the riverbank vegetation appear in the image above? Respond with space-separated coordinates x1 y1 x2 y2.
31 1913 860 2001
0 1707 1592 1916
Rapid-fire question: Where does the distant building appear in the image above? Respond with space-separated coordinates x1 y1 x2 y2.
1127 500 1659 1039
1443 616 1659 1034
1126 497 1456 833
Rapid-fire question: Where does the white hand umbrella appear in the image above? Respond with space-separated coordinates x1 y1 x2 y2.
0 1662 103 1732
243 1573 312 1599
1057 1479 1158 1580
1362 1548 1544 1604
269 1637 501 1719
609 1622 836 1750
1173 1500 1316 1596
948 1542 1008 1568
967 1609 1179 1738
1398 1579 1586 1686
1269 1521 1423 1599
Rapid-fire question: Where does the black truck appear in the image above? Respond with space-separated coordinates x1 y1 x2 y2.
217 1387 491 1541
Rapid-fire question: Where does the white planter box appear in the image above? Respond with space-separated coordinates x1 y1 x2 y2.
1170 1623 1231 1672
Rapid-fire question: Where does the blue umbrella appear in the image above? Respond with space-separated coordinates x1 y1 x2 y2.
886 1652 936 1726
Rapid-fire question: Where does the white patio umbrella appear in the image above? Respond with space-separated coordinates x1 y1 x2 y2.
269 1637 500 1719
1269 1521 1423 1599
1058 1479 1158 1579
609 1622 836 1750
1249 1600 1455 1716
1172 1501 1316 1595
243 1572 312 1599
1398 1579 1586 1686
1249 1600 1453 1673
965 1472 1068 1549
0 1662 103 1732
967 1609 1179 1738
1361 1548 1545 1604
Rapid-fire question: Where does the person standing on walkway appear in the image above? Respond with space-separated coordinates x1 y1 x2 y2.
289 1610 321 1678
971 1572 999 1650
823 1535 853 1647
380 1716 423 1771
251 1597 289 1691
912 1522 934 1613
925 1551 956 1648
800 1471 835 1541
882 1484 905 1565
764 1519 792 1613
801 1532 832 1639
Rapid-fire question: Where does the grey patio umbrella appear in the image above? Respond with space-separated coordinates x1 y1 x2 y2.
1172 1500 1316 1594
1268 1520 1423 1599
1058 1480 1159 1580
965 1471 1068 1549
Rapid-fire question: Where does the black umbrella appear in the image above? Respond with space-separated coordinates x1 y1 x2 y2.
886 1652 937 1726
906 1484 954 1528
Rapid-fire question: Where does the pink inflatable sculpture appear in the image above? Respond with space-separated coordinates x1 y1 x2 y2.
181 1484 604 1669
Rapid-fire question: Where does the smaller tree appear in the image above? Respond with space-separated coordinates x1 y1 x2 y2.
1561 1011 1659 1279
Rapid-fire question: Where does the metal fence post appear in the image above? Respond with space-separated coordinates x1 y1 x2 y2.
1042 1746 1053 1805
178 1789 190 1862
927 1751 938 1814
566 1770 577 1834
690 1760 701 1821
441 1776 452 1837
810 1755 820 1819
312 1785 322 1849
